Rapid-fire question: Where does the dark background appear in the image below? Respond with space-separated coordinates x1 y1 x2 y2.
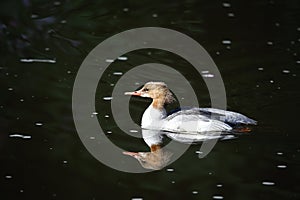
0 0 299 199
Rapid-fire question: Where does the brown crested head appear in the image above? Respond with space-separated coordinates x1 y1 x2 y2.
140 82 175 104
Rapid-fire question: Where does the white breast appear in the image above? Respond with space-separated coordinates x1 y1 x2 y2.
141 105 166 130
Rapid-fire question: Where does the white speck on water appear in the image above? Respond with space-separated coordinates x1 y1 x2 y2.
117 56 128 61
20 58 56 63
67 70 71 74
276 152 283 155
110 83 115 86
270 80 274 83
222 40 231 45
5 175 13 179
152 13 158 18
216 51 220 55
277 165 287 169
20 98 24 102
129 130 138 133
296 61 300 64
171 180 175 184
123 8 129 12
195 151 203 154
209 172 213 175
222 2 231 7
275 22 280 27
277 87 281 90
258 67 264 71
192 191 198 195
201 70 210 74
104 115 110 118
228 13 235 17
89 136 95 140
113 72 123 76
35 122 43 126
131 198 143 200
8 87 13 91
282 70 290 74
135 82 140 85
166 168 174 172
9 134 31 139
45 47 50 51
226 46 231 49
262 181 275 186
103 96 113 101
105 59 114 63
92 112 98 115
213 195 224 199
60 20 67 24
297 27 300 31
267 41 273 45
53 1 61 6
216 184 223 188
256 85 260 87
31 14 39 18
20 189 24 193
63 160 68 164
106 131 112 134
202 74 215 78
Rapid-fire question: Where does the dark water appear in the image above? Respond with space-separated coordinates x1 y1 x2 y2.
1 0 300 199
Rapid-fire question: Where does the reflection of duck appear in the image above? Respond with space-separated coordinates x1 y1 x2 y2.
125 82 256 133
123 129 173 170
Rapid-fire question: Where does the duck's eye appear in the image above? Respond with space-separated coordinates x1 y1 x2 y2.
143 88 149 92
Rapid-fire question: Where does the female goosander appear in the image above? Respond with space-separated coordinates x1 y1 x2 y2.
125 81 256 133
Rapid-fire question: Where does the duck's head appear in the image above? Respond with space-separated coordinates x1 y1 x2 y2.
124 82 175 104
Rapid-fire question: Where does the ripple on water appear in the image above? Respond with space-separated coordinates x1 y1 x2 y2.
9 133 31 139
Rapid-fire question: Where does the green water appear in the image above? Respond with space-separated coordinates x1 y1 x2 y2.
1 0 300 199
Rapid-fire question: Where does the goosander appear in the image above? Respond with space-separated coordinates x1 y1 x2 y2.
125 81 256 133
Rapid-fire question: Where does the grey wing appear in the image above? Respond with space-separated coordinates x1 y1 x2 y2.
198 108 257 125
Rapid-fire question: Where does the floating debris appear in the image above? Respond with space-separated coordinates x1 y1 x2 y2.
129 130 139 133
276 152 283 155
222 2 231 8
216 184 223 188
267 41 273 45
262 181 275 186
282 70 290 74
106 131 112 134
228 13 235 17
213 195 224 199
258 67 264 71
35 122 43 126
103 96 113 101
5 175 13 179
270 80 274 83
202 74 215 78
92 112 98 115
20 58 56 64
113 72 123 76
9 134 31 139
152 13 158 18
222 40 231 45
166 168 174 172
104 115 110 118
105 59 114 63
192 191 198 195
277 165 287 169
123 8 129 12
63 160 68 164
117 56 128 61
8 87 13 91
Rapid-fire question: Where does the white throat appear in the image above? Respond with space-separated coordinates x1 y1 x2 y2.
141 104 167 130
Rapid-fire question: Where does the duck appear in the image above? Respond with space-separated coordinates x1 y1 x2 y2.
124 81 256 133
